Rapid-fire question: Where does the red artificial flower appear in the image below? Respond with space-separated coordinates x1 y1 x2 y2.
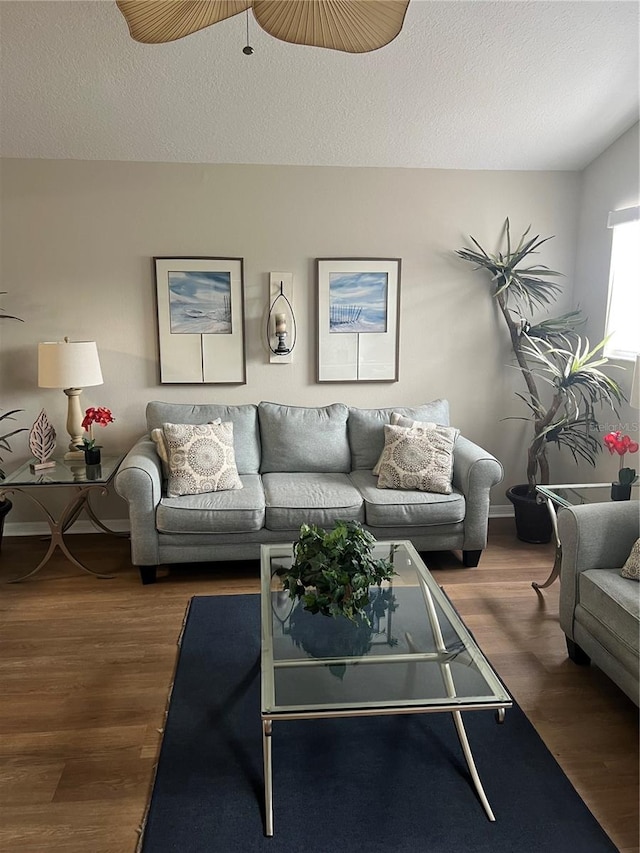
82 406 115 431
603 430 639 457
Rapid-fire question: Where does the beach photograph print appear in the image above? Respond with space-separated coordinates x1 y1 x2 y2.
329 271 388 334
168 270 232 334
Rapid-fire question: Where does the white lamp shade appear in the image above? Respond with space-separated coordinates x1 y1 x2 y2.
38 340 103 389
631 354 640 410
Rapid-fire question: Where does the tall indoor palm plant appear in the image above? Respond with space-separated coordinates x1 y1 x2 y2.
456 220 624 539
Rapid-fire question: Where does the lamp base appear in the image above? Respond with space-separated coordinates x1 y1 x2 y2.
64 449 85 461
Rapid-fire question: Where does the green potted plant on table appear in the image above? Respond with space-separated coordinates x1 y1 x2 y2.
456 220 624 542
277 520 395 623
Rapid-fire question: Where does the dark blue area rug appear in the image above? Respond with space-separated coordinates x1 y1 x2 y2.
140 595 617 853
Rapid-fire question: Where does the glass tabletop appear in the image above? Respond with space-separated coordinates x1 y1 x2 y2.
536 482 640 509
260 540 511 716
1 455 124 487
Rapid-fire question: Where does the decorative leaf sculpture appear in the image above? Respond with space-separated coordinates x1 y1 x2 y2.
29 409 56 464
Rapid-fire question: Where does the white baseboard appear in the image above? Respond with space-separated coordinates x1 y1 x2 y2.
489 504 515 519
5 506 514 537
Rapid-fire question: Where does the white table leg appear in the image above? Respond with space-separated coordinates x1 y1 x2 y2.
262 718 273 837
451 709 495 822
532 497 561 590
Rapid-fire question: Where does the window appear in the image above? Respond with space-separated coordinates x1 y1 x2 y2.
605 205 640 359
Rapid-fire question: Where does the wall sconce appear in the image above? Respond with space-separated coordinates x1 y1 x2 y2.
38 337 103 460
267 273 296 363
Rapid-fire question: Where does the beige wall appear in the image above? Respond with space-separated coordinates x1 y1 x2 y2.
0 158 589 527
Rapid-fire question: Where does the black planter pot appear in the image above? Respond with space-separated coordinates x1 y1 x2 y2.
0 497 13 552
611 482 632 501
84 447 101 465
506 484 552 544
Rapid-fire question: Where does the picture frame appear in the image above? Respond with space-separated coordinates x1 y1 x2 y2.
316 258 401 382
154 257 246 384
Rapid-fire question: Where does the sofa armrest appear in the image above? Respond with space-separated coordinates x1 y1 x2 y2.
558 502 640 638
452 436 504 551
114 437 163 566
558 502 640 574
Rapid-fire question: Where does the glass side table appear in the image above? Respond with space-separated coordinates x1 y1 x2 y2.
532 482 640 590
0 454 125 582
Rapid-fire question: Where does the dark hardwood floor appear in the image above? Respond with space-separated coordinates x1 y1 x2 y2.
0 520 637 852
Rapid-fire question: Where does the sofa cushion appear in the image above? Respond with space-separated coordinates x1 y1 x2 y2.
262 472 364 530
163 422 243 497
258 402 350 474
348 401 450 470
350 470 465 527
579 568 640 656
377 424 459 494
157 474 265 534
146 402 260 475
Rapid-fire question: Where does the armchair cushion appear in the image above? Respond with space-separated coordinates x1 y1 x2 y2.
579 569 640 657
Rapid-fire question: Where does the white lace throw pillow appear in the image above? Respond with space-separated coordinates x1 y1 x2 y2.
162 421 242 497
621 538 640 580
372 412 436 475
377 423 459 494
152 419 222 480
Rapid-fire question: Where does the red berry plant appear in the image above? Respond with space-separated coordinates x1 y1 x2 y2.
603 430 639 486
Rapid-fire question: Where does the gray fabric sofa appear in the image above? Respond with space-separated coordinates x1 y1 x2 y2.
114 400 503 584
558 502 639 706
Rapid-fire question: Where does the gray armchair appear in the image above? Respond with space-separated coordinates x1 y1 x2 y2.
558 502 639 705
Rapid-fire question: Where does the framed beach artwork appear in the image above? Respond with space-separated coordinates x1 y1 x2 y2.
316 258 401 382
154 257 246 384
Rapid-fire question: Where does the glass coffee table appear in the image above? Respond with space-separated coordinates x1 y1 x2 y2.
533 482 640 590
260 540 512 837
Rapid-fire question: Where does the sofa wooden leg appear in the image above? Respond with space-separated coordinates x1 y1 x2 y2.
139 566 158 585
566 638 590 665
462 550 482 568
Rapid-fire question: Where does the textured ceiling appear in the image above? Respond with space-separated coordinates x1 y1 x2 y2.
1 0 638 170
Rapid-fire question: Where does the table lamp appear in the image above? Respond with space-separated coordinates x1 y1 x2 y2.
38 338 103 460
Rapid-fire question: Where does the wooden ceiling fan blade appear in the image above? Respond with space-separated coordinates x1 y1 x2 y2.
116 1 252 44
252 0 410 53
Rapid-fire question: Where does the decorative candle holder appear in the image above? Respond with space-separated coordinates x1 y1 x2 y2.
267 283 296 357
